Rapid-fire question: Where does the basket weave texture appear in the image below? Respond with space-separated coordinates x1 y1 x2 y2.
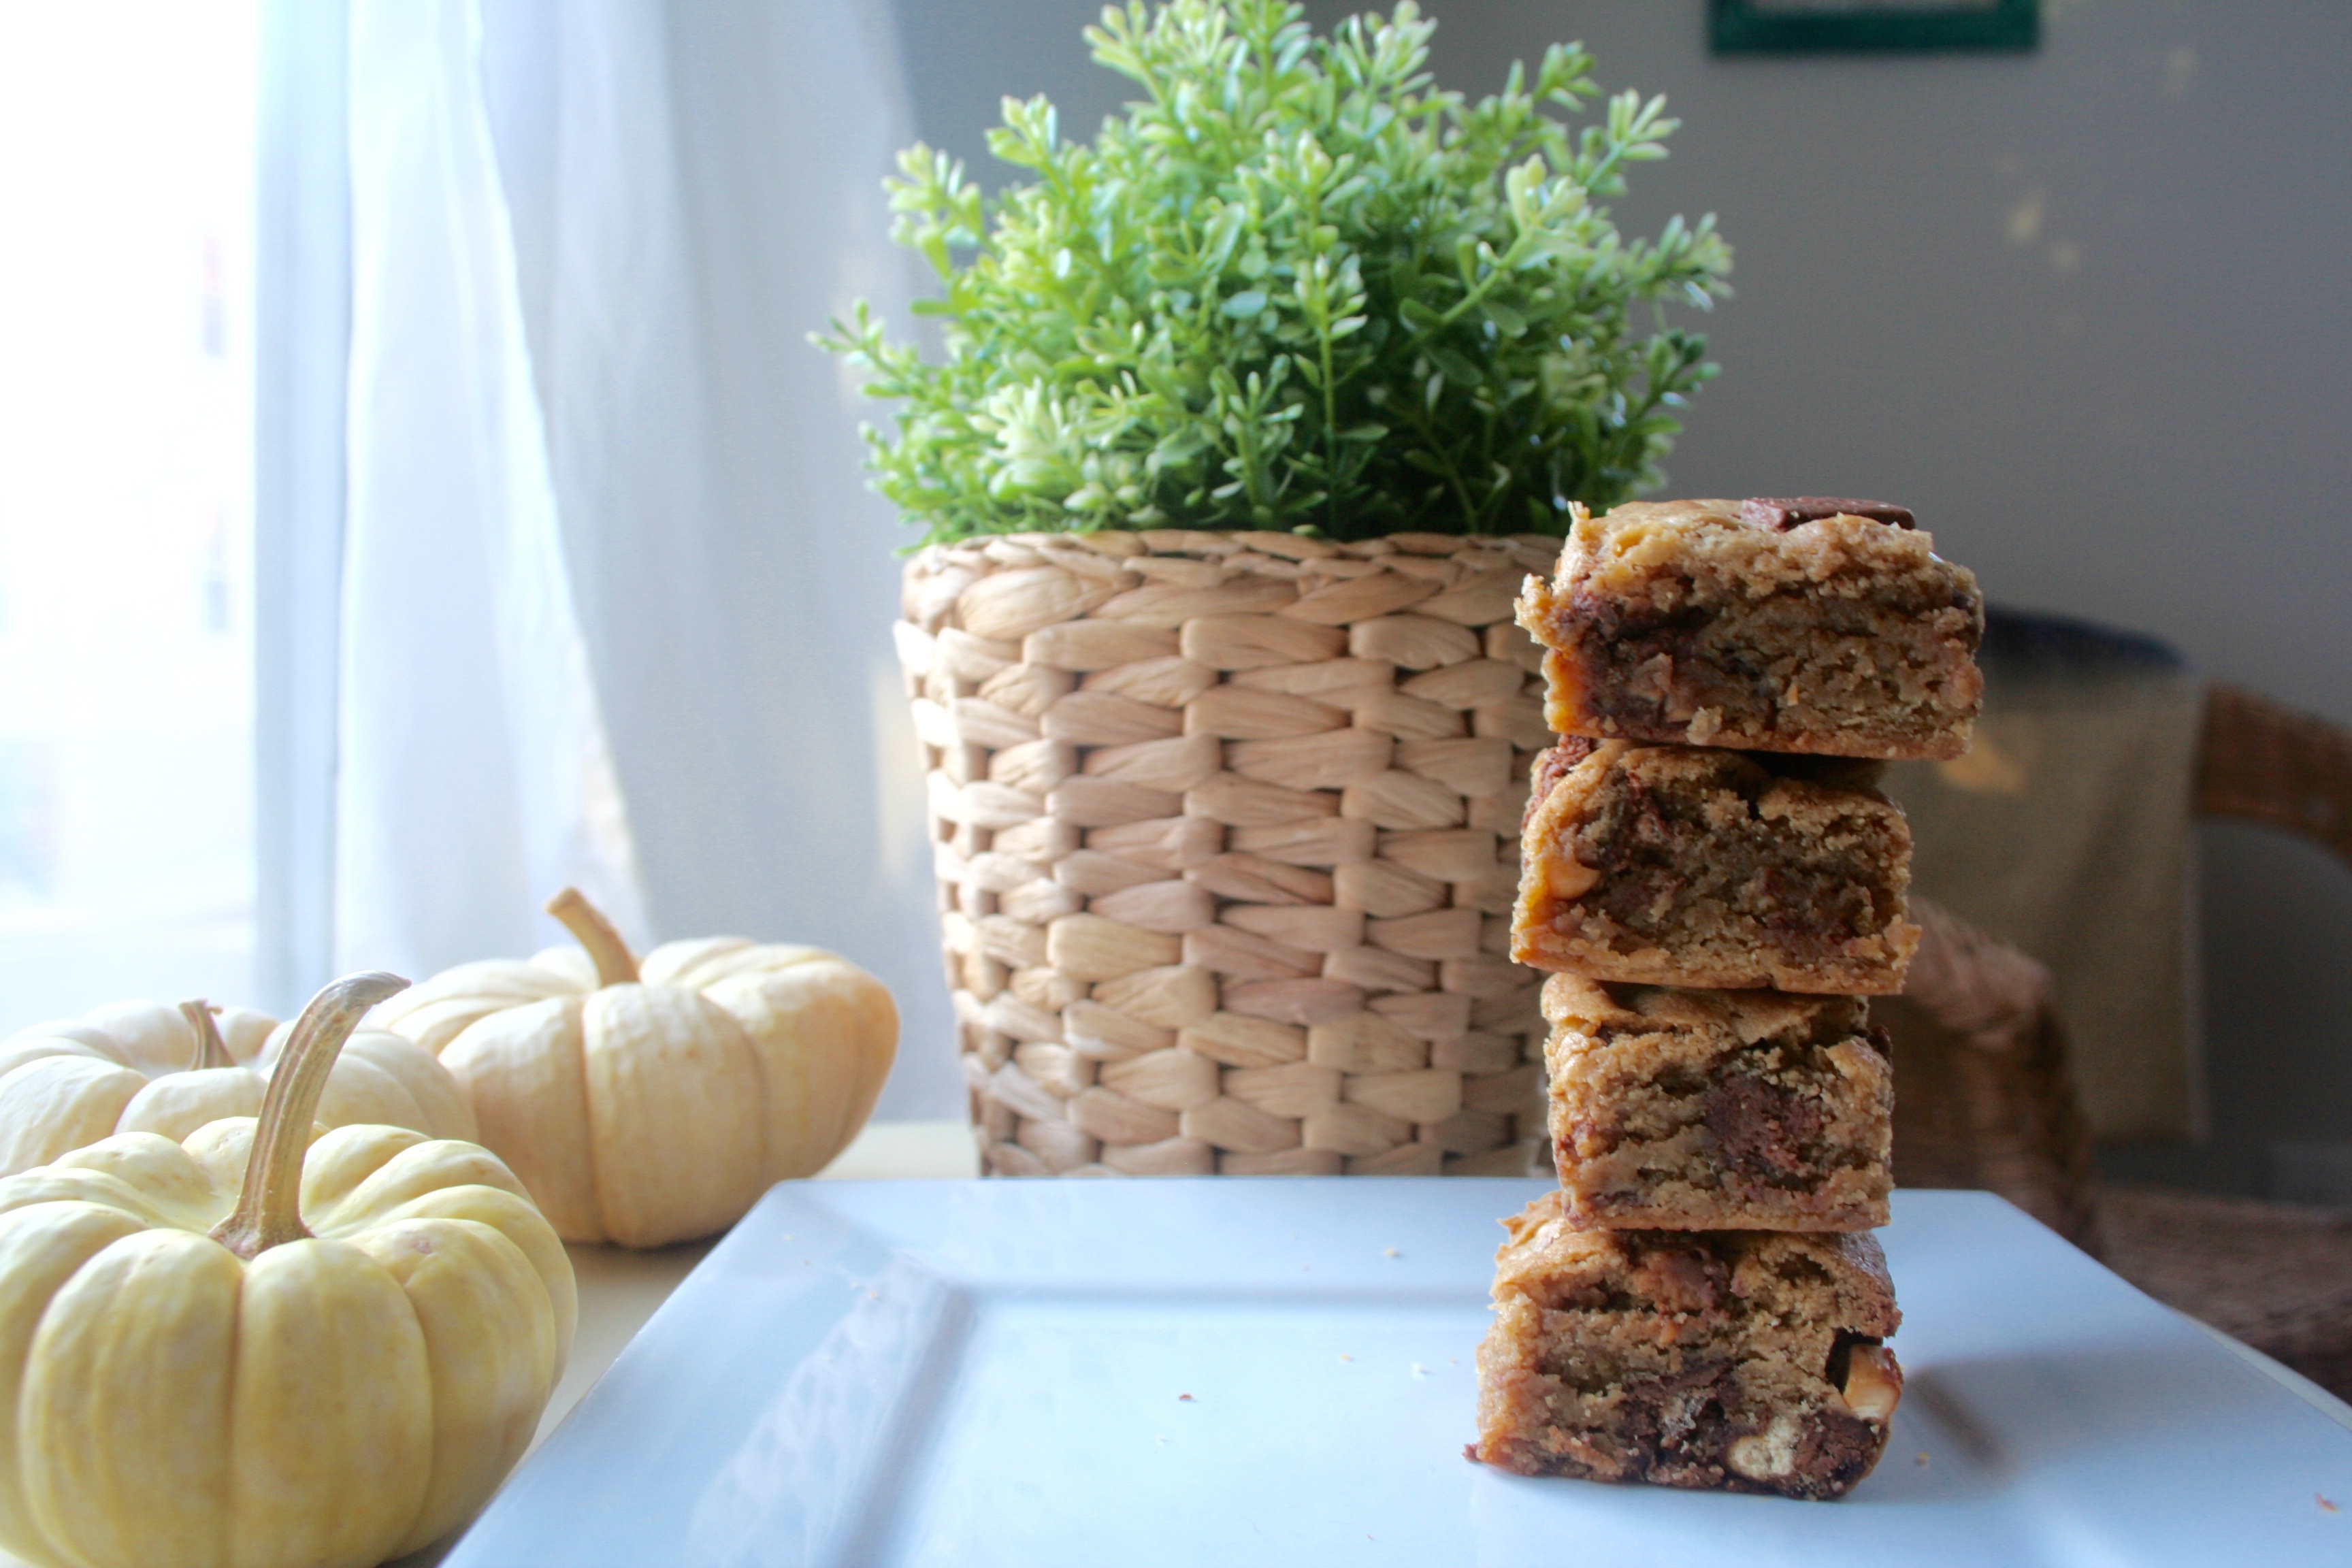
897 527 1563 1177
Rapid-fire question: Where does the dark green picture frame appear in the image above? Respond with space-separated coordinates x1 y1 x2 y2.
1710 0 2040 54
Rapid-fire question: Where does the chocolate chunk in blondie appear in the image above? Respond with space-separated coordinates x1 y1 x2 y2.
1517 499 1982 760
1471 1191 1904 1500
1740 497 1916 532
1542 974 1893 1231
1514 740 1918 994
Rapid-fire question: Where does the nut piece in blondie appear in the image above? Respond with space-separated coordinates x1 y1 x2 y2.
1542 974 1893 1231
1471 1191 1904 1500
1517 498 1983 760
1514 739 1919 994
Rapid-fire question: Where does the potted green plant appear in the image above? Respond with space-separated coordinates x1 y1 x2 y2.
823 0 1729 1178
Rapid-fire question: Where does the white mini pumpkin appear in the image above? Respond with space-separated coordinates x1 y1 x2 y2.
0 998 476 1180
0 972 573 1568
368 889 898 1247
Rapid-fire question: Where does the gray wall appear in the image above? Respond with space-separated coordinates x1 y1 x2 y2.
888 0 2352 1196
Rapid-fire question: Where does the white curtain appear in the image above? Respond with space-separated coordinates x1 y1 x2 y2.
340 0 957 1117
341 0 651 980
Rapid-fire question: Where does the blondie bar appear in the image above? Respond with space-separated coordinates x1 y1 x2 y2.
1542 974 1893 1231
1518 498 1983 760
1471 1191 1904 1499
1514 739 1918 994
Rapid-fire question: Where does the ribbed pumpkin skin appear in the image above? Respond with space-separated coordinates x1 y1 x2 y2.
0 1120 575 1568
0 1002 478 1181
374 936 898 1247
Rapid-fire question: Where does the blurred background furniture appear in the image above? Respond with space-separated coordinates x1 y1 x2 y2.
1883 897 2102 1247
1887 609 2206 1148
1886 676 2352 1399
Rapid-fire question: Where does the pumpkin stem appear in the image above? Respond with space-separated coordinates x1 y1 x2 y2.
209 970 408 1261
178 1001 235 1071
546 885 639 987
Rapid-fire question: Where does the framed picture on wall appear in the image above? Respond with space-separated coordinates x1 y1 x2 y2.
1710 0 2040 54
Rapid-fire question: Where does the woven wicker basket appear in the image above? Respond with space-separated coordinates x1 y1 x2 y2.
896 527 1562 1177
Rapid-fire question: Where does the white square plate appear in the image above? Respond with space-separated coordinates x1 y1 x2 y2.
444 1182 2352 1567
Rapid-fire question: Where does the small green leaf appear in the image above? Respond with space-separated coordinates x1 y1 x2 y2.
818 0 1727 542
1429 346 1484 387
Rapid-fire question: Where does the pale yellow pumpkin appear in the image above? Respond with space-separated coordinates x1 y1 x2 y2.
0 972 576 1568
0 997 476 1181
368 889 898 1248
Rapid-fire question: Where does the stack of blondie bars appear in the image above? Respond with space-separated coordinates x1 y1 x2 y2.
1468 497 1984 1501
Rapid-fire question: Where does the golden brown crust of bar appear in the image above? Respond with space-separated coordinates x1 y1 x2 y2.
1471 1191 1903 1500
1512 741 1919 994
1518 500 1982 761
1541 974 1893 1231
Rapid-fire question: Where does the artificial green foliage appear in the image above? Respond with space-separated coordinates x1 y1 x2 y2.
817 0 1731 544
